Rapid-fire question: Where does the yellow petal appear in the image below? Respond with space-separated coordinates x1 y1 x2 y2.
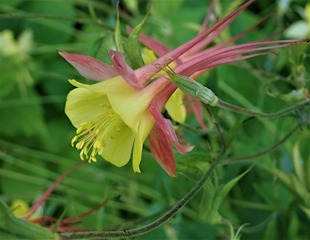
132 112 155 172
70 76 159 135
10 200 29 217
165 88 186 123
101 123 135 167
66 82 136 166
65 86 110 128
0 30 19 56
87 76 128 94
66 76 158 173
305 4 310 25
107 82 156 134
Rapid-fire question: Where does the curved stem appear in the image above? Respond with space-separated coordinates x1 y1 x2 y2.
60 157 221 239
220 124 300 166
217 99 310 118
204 104 227 153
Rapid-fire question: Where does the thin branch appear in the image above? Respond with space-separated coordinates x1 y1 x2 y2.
217 99 310 119
0 13 117 33
219 124 300 166
204 103 227 153
0 13 86 22
60 157 221 239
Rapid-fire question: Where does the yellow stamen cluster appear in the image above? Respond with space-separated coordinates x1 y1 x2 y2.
71 103 124 163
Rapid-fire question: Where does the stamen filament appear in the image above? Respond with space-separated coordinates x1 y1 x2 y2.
71 103 124 163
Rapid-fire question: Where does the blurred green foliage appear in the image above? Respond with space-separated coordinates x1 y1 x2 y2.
0 0 309 239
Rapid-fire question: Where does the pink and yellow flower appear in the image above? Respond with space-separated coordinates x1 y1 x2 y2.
61 50 192 176
61 0 305 176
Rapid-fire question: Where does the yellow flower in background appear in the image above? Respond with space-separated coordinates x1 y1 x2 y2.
10 199 42 220
0 29 34 98
284 3 310 39
0 30 19 56
10 199 30 217
0 29 33 57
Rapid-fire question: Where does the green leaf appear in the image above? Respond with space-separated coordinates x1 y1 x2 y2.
115 6 126 55
127 9 150 69
200 166 253 223
271 167 307 200
288 211 300 240
264 218 277 240
299 203 310 218
293 136 308 186
198 177 217 222
122 0 138 13
0 200 59 239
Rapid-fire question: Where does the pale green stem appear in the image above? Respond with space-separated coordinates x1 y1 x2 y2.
217 99 310 119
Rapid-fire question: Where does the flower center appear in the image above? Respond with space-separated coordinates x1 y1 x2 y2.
71 103 124 163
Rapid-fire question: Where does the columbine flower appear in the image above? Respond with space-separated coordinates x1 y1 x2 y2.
0 29 33 57
0 29 34 97
284 3 310 39
61 50 192 175
61 0 305 176
65 65 157 171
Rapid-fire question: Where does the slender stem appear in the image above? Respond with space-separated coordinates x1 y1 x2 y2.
0 13 123 35
220 124 300 166
204 104 227 153
217 99 310 118
0 13 93 24
60 157 221 239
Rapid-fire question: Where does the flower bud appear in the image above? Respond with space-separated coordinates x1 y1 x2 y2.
161 66 219 106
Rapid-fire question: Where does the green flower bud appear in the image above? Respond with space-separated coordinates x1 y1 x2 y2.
161 66 219 106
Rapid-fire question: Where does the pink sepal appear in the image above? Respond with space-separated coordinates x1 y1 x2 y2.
148 100 193 175
109 50 143 90
134 0 255 79
59 51 118 81
148 123 176 176
149 101 194 154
